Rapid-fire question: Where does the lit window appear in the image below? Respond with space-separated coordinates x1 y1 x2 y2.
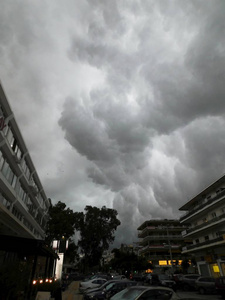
159 260 167 265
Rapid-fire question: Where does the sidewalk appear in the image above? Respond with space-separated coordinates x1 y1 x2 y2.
62 281 83 300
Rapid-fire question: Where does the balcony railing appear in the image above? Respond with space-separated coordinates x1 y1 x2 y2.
139 244 181 254
138 225 187 237
180 189 225 221
183 212 225 236
183 236 224 251
141 235 183 243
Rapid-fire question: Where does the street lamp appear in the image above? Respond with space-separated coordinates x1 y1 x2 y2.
163 227 174 273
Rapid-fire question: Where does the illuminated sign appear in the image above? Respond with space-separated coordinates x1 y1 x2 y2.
213 265 220 273
159 260 167 265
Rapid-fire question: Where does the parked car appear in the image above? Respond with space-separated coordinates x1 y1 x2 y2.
131 274 145 282
80 278 107 292
148 274 177 290
86 280 137 300
215 276 225 299
195 276 216 294
84 280 119 300
112 275 127 280
110 285 180 300
84 274 110 282
144 273 152 284
179 274 201 291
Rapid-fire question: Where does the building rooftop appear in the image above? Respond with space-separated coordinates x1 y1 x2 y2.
179 174 225 211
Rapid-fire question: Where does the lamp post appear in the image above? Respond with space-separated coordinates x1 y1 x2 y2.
163 227 174 274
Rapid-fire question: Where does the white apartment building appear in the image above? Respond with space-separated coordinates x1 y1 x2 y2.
0 81 50 240
138 219 188 272
179 175 225 277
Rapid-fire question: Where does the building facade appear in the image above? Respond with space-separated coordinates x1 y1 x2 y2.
179 175 225 277
0 81 59 298
0 81 50 240
138 219 187 272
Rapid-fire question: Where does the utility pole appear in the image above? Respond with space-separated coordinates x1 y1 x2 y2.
166 226 174 273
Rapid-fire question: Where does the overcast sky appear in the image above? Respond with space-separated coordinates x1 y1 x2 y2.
1 0 225 247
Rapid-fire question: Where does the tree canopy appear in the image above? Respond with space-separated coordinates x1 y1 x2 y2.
45 200 77 243
110 249 153 274
45 202 120 270
74 205 121 268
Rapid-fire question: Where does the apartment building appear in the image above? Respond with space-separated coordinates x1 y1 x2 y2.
0 82 51 240
0 84 50 239
138 219 187 272
179 175 225 277
0 82 59 298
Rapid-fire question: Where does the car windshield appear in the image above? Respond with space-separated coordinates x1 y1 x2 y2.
105 282 115 291
111 287 145 300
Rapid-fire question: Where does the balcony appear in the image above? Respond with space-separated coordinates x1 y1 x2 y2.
183 212 225 237
139 244 181 254
182 236 224 252
141 235 183 244
180 189 225 222
138 226 186 238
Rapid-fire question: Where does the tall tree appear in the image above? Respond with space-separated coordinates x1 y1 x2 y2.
45 201 77 243
74 206 120 268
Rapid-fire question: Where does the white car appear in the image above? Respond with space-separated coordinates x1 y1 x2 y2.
110 285 180 300
79 278 107 292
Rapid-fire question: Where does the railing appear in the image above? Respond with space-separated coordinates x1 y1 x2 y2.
180 189 225 221
138 226 187 238
142 235 183 243
183 236 224 251
139 244 181 254
183 212 225 236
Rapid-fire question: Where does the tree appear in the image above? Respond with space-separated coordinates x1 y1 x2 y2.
74 206 120 269
110 249 153 275
64 241 79 264
45 201 77 243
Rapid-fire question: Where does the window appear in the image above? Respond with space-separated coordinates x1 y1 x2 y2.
204 236 209 241
139 289 173 300
5 125 14 147
0 193 11 209
0 150 4 169
195 239 199 244
212 212 217 218
2 160 10 178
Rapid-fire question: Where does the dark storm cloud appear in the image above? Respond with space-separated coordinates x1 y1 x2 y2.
1 0 225 248
59 0 225 246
